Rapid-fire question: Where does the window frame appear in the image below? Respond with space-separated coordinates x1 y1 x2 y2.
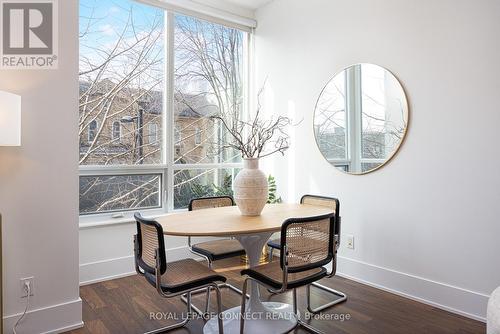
79 6 251 225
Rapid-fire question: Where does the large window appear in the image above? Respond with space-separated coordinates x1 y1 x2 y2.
79 0 247 218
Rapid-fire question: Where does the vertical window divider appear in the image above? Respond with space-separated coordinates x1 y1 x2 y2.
165 11 175 212
246 28 254 123
238 29 253 164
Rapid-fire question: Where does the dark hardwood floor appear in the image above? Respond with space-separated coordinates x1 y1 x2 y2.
69 258 485 334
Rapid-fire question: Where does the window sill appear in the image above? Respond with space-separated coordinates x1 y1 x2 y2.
79 210 185 229
79 217 137 229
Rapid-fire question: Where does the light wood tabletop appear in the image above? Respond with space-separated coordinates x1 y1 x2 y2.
156 203 334 237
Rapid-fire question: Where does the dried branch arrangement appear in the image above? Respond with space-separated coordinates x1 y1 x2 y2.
211 85 295 159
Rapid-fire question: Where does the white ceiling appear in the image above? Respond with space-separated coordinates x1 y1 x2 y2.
222 0 273 10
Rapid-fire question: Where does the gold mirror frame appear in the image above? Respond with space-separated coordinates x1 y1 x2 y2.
313 63 410 175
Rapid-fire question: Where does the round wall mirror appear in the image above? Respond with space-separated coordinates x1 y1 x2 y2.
313 63 409 174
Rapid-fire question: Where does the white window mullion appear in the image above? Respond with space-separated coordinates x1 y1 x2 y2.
165 10 175 212
245 29 253 124
172 163 243 170
79 165 168 176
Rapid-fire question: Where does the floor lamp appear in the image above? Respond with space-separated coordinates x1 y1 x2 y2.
0 90 22 333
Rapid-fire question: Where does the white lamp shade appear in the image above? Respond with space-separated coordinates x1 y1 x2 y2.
0 90 21 146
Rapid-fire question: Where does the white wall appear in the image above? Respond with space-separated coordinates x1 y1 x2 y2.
0 0 82 333
79 223 200 285
254 0 500 321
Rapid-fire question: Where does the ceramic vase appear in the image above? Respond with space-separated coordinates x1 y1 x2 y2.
233 158 268 216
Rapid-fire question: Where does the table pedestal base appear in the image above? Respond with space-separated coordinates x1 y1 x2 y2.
203 232 297 333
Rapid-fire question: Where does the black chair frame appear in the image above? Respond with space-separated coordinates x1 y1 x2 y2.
134 213 224 334
240 213 335 334
182 196 249 315
267 194 347 313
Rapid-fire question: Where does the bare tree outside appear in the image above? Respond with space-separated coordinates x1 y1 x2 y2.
174 14 244 164
79 1 164 166
210 84 294 159
79 0 246 214
172 14 245 208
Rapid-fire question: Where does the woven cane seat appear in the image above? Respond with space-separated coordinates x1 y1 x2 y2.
192 239 245 261
241 261 327 289
144 258 226 293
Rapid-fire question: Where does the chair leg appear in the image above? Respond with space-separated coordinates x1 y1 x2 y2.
293 288 298 314
266 247 277 294
205 259 213 313
267 248 278 293
293 288 325 334
182 281 249 316
179 258 214 316
306 281 347 314
204 286 212 314
145 292 192 334
180 292 205 317
187 292 192 314
239 278 249 334
212 285 224 334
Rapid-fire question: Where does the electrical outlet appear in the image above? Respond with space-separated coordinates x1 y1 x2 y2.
20 277 34 298
346 235 354 249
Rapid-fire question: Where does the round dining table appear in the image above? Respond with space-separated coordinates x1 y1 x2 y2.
156 203 334 334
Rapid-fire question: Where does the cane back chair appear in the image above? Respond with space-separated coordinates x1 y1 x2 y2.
267 194 347 313
188 196 245 265
133 213 225 334
186 196 247 313
240 212 336 334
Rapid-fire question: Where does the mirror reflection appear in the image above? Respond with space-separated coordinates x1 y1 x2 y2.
313 63 409 174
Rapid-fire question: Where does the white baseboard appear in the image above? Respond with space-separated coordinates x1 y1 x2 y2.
79 248 489 323
337 256 489 322
3 298 83 334
80 255 136 286
39 322 84 334
80 246 193 285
